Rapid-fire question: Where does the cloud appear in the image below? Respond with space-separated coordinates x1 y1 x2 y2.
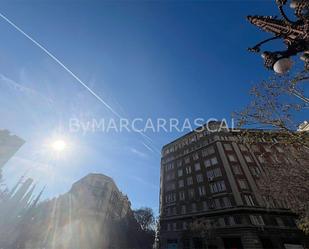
130 148 148 158
0 73 54 106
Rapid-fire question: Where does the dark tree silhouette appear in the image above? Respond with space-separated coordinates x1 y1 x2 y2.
133 207 155 231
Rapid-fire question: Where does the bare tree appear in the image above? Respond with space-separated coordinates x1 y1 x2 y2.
188 218 217 249
133 207 155 231
234 69 309 234
235 70 308 147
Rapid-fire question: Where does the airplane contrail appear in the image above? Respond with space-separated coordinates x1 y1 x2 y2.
0 12 158 151
0 12 121 119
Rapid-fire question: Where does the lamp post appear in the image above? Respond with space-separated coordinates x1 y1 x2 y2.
247 0 309 73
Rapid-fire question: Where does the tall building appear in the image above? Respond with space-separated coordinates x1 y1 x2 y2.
0 129 25 170
159 122 308 249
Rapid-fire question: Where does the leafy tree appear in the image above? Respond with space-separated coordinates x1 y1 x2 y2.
133 207 155 231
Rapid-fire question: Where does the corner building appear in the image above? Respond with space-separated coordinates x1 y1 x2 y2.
159 123 308 249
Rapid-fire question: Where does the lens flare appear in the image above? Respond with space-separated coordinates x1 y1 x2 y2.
51 140 66 152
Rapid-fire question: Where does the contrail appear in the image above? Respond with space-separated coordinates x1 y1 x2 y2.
0 12 158 151
0 12 121 119
142 141 161 155
0 73 54 106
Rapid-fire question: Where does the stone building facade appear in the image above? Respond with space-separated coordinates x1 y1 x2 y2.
24 173 132 249
159 124 308 249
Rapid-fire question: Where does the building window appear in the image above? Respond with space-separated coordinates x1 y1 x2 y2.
194 162 201 171
181 205 186 214
202 148 207 156
178 179 184 188
204 156 219 168
193 153 199 160
250 215 265 226
165 172 175 181
191 203 196 212
202 201 208 211
225 216 236 226
198 186 206 196
251 145 260 152
244 155 253 163
173 223 177 231
222 197 232 207
224 143 233 151
258 155 266 164
275 217 285 227
204 159 211 167
178 169 183 177
185 157 190 164
188 188 195 198
210 180 226 193
228 154 237 162
179 191 185 201
238 179 249 190
202 145 215 157
165 182 176 191
211 157 218 165
214 198 221 209
218 217 226 227
250 166 261 176
244 194 255 206
182 222 188 230
264 145 271 153
167 223 171 231
232 164 242 175
239 144 248 151
206 167 222 181
165 163 174 172
165 193 176 203
177 160 183 167
172 206 177 215
185 166 192 174
208 199 215 209
187 176 193 185
166 207 171 216
196 174 203 183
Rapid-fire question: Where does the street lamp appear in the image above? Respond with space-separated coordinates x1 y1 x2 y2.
247 0 309 73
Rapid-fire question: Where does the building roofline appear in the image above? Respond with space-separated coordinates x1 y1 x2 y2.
0 129 25 145
161 124 297 151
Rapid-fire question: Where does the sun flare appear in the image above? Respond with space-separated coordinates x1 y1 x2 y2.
51 139 67 152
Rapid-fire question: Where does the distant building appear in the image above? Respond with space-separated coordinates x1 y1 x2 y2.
24 173 133 249
69 173 131 220
159 122 308 249
0 129 24 169
298 121 309 132
0 130 44 247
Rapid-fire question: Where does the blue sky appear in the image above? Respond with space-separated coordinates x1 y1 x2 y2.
0 1 305 214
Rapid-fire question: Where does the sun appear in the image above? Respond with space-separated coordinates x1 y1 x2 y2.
51 139 67 152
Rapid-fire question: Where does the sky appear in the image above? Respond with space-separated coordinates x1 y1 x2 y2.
0 0 306 214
